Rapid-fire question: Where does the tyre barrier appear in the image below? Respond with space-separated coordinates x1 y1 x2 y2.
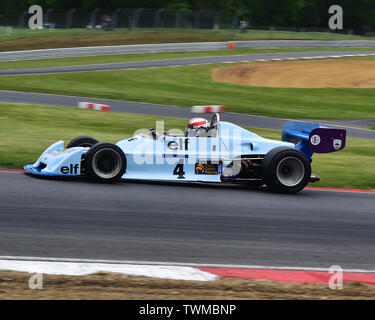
192 105 225 113
78 102 111 111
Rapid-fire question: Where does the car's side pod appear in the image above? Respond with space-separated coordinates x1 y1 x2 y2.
282 121 346 159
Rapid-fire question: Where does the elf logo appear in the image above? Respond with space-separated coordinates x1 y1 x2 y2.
60 164 79 175
167 138 190 151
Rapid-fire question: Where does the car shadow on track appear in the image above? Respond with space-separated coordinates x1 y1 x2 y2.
24 172 313 196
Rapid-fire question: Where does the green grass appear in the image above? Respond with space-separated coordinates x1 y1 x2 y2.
0 102 374 189
0 28 372 47
0 47 373 70
351 282 363 286
0 62 374 120
0 102 188 169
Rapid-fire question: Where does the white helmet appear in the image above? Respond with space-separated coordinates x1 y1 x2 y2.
185 118 209 136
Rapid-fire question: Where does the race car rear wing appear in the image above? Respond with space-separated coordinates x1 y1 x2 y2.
282 121 346 158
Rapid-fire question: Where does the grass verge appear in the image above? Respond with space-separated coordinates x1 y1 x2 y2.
0 47 373 70
1 271 374 299
0 28 373 52
1 103 374 189
0 61 374 120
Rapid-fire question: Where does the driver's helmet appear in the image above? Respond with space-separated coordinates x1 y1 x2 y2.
185 118 209 136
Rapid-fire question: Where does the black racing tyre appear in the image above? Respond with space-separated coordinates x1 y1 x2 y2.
261 147 311 194
67 136 99 148
85 143 126 182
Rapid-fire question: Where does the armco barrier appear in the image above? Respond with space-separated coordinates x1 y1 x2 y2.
1 40 375 62
0 42 227 62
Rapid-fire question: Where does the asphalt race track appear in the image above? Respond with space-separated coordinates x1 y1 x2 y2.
0 171 374 269
1 50 375 76
0 50 374 269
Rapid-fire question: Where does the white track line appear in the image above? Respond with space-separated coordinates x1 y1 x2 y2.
0 256 374 274
0 258 216 281
317 122 375 132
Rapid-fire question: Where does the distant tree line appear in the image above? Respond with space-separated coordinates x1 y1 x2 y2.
1 0 375 30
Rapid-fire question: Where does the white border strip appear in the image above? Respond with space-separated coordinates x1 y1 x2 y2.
0 256 374 274
0 258 217 281
244 53 375 64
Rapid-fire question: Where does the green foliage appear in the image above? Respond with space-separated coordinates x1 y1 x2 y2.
1 0 375 29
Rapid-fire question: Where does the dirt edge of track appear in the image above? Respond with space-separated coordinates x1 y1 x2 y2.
212 59 375 88
1 271 374 300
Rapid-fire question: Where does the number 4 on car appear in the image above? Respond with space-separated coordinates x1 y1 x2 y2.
24 106 346 194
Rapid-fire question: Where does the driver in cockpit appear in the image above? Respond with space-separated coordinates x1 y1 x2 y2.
185 118 210 137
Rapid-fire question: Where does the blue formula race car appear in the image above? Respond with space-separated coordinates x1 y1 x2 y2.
25 107 346 193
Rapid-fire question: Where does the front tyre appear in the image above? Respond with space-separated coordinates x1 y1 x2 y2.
85 143 126 182
261 147 311 194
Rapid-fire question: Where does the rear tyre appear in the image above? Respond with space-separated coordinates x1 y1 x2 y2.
67 136 99 148
85 143 126 182
261 147 311 194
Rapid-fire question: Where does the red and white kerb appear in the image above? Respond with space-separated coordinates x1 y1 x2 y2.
191 105 225 113
78 102 111 111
